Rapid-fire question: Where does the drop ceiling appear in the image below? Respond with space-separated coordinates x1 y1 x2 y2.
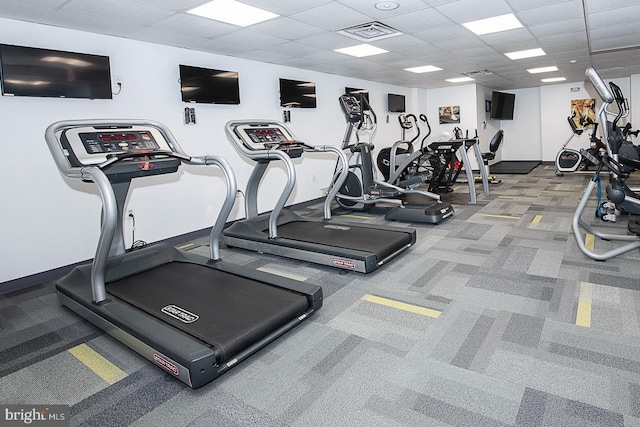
2 0 639 90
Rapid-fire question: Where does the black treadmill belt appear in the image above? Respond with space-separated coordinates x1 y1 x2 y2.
274 221 412 262
106 262 308 363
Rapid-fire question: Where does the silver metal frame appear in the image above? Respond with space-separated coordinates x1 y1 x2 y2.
45 119 238 303
571 68 640 260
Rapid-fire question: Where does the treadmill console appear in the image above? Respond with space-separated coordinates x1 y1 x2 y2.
234 124 304 157
60 125 174 166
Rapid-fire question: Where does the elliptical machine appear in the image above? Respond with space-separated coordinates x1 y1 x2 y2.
334 93 454 224
555 116 605 176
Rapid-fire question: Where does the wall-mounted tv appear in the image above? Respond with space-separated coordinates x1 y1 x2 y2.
279 78 316 108
387 93 405 113
490 91 515 120
179 64 240 104
345 87 369 104
0 44 112 99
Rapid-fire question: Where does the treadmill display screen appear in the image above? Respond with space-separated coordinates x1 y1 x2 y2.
244 128 286 144
79 131 160 154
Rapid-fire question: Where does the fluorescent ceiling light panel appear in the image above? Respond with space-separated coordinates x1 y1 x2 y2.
505 48 546 60
541 77 566 82
405 65 442 73
446 77 475 83
527 66 558 74
187 0 279 27
462 13 523 36
334 44 388 58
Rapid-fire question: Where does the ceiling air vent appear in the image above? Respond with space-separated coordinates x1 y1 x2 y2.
337 21 403 42
462 70 493 77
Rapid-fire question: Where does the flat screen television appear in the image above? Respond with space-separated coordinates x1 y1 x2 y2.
279 78 316 108
345 87 369 104
0 43 112 99
387 93 405 113
490 91 515 120
179 64 240 104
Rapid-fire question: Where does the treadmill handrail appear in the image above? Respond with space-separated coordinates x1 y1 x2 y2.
225 120 350 236
225 120 295 239
46 119 238 303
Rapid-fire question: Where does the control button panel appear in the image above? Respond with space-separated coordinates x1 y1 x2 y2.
79 131 160 154
244 127 287 144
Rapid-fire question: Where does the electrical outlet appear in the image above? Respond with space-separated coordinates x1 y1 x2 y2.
127 209 134 217
114 76 123 87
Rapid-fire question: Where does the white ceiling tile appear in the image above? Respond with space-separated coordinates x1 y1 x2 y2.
214 30 288 51
132 0 206 11
241 0 334 16
39 9 143 37
508 0 573 11
383 7 451 33
516 0 584 26
250 17 325 41
266 41 320 58
478 28 534 46
63 0 174 25
289 3 371 31
336 0 430 19
149 13 237 38
0 0 56 21
587 5 640 29
435 0 512 23
297 32 355 49
585 0 640 14
528 18 585 38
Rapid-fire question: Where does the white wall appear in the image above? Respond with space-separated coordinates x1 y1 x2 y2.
4 17 640 286
425 84 478 139
0 18 413 284
539 78 630 162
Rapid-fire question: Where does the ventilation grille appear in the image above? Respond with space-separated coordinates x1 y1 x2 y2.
337 21 403 42
462 70 493 77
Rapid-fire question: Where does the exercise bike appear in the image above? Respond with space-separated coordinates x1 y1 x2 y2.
333 93 454 224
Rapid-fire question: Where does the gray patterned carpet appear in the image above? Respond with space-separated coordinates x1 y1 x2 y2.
2 163 640 426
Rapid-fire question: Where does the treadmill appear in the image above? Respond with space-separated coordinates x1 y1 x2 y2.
45 119 322 388
223 120 416 273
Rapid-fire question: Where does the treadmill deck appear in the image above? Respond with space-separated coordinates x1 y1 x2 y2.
107 261 309 363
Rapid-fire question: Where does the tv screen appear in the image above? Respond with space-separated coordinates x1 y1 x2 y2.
490 91 515 120
279 78 316 108
179 64 240 104
387 93 405 113
0 44 112 99
345 87 369 104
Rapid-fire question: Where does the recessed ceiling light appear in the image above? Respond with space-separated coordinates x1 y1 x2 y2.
405 65 442 73
187 0 279 27
541 77 566 83
462 13 523 36
446 77 475 83
527 66 558 74
334 44 389 58
505 48 546 60
375 1 399 11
